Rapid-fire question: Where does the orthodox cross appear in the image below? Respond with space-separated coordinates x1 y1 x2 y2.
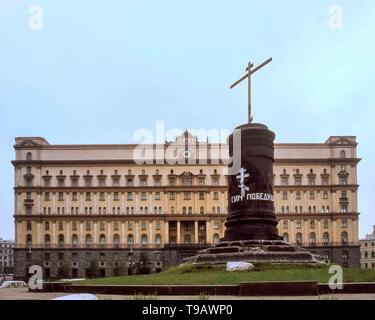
230 57 272 123
236 168 249 198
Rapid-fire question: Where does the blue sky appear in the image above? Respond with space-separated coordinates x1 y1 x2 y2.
0 0 374 239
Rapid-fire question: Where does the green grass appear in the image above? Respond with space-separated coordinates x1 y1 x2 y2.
76 263 375 286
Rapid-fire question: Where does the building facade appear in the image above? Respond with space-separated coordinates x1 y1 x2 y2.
12 133 361 280
0 238 14 275
360 226 375 269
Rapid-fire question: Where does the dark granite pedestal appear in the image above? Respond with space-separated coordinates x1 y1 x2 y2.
182 240 325 265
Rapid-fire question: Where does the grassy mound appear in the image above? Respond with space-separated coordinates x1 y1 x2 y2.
76 263 375 286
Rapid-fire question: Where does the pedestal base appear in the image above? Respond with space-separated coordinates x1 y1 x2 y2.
182 240 325 265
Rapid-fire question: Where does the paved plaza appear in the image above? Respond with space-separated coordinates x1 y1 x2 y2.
0 288 374 300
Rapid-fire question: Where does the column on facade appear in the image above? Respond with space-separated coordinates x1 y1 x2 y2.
135 193 139 214
121 222 125 244
36 193 41 215
121 192 125 214
66 222 70 245
332 219 337 244
290 220 295 244
79 193 83 214
94 222 97 244
164 221 169 244
107 194 111 214
317 219 321 244
206 220 212 244
107 222 111 244
149 221 153 244
149 192 153 214
135 221 139 244
177 221 181 244
93 193 97 214
52 222 56 245
80 222 83 245
37 222 41 245
194 192 198 214
52 193 56 214
194 220 198 244
177 192 180 214
66 193 70 214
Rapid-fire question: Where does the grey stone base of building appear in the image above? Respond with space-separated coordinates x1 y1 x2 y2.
182 240 325 265
301 244 361 268
13 243 360 281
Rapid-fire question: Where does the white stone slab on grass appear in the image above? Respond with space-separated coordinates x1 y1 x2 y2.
226 262 255 272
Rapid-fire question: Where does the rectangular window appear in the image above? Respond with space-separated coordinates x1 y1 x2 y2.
296 191 301 200
141 192 147 200
184 192 191 200
86 192 91 201
127 192 132 200
156 221 161 230
199 178 205 186
155 192 161 200
72 192 77 201
128 222 133 230
310 220 315 228
283 191 287 200
169 192 175 200
140 179 147 186
99 179 105 187
58 192 64 201
309 191 315 200
113 179 119 187
113 192 119 201
154 179 161 186
199 192 205 200
100 192 105 201
295 178 301 186
127 179 133 186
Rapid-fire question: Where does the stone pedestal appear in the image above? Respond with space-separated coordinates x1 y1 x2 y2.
183 240 325 265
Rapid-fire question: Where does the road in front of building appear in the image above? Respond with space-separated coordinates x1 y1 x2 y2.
0 288 374 300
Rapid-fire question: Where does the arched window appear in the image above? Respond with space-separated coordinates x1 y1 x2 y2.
323 232 329 244
340 150 346 158
296 232 302 244
72 234 78 245
100 234 106 245
26 152 32 161
184 235 191 244
217 207 220 214
182 207 186 214
127 234 134 245
141 234 147 245
309 232 316 244
213 234 220 245
188 206 192 214
200 206 204 214
159 207 162 214
26 234 32 245
341 231 348 244
45 234 50 246
212 207 216 214
131 207 134 214
155 234 161 245
86 234 92 246
282 233 289 242
58 234 64 245
113 234 120 245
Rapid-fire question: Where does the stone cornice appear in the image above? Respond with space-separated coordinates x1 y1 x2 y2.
10 157 362 167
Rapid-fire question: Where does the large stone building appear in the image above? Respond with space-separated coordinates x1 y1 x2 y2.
0 238 14 275
360 226 375 269
12 133 361 280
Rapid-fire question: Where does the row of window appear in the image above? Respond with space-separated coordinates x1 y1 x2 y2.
25 233 222 246
280 190 349 201
281 219 349 229
39 205 224 215
282 231 349 244
279 205 349 214
26 220 221 232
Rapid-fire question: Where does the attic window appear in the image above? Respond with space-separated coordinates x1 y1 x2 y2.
26 152 32 161
340 150 346 158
